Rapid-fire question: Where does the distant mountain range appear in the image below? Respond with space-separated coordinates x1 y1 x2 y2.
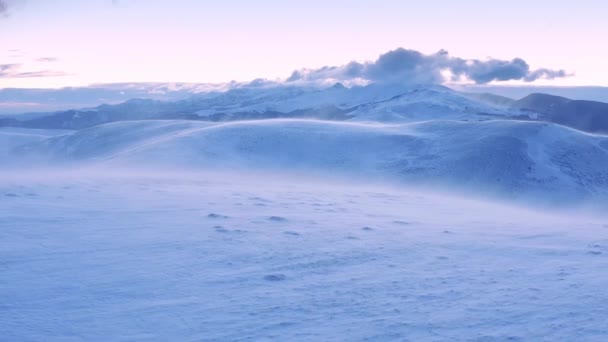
0 84 525 128
3 83 608 116
513 93 608 133
1 83 606 135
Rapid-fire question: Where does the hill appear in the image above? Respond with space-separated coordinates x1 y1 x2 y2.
13 119 608 205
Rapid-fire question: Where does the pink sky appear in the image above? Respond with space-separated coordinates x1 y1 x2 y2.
1 0 607 88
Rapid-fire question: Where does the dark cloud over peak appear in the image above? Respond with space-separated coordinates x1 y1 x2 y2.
524 68 569 82
460 58 530 84
287 48 569 85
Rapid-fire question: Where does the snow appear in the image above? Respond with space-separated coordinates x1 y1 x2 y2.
3 84 608 340
349 87 514 123
14 119 608 207
190 84 521 123
0 127 72 158
1 170 607 341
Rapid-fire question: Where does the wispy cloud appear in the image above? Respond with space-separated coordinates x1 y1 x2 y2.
0 0 8 18
0 101 44 107
0 63 19 74
0 0 27 19
0 63 69 78
9 70 69 78
36 57 59 63
111 0 135 7
287 48 570 85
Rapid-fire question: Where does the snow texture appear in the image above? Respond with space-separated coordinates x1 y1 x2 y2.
1 171 607 341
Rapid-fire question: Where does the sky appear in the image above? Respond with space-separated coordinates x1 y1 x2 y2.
1 0 607 88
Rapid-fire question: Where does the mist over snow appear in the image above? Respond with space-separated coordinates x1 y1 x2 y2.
6 117 608 210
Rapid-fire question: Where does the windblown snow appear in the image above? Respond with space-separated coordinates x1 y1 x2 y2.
11 118 608 206
1 171 607 341
0 127 72 158
2 84 608 340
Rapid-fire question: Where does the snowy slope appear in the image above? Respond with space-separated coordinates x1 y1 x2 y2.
349 87 519 122
14 119 608 205
189 83 528 123
0 127 72 158
1 171 607 341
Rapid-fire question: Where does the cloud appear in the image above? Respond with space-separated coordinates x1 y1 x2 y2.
36 57 59 63
0 63 69 78
287 48 569 85
9 70 69 78
1 0 27 19
111 0 135 7
524 68 568 82
0 63 19 74
0 0 7 17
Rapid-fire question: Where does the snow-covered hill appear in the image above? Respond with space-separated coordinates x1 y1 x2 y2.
3 83 607 207
12 119 608 206
0 127 73 158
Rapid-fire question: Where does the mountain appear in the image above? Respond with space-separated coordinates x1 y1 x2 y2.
1 84 531 130
348 87 520 122
7 98 181 130
458 85 608 103
513 93 608 133
0 83 211 115
4 83 608 136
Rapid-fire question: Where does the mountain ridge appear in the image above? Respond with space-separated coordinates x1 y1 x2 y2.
513 93 608 133
0 84 528 129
